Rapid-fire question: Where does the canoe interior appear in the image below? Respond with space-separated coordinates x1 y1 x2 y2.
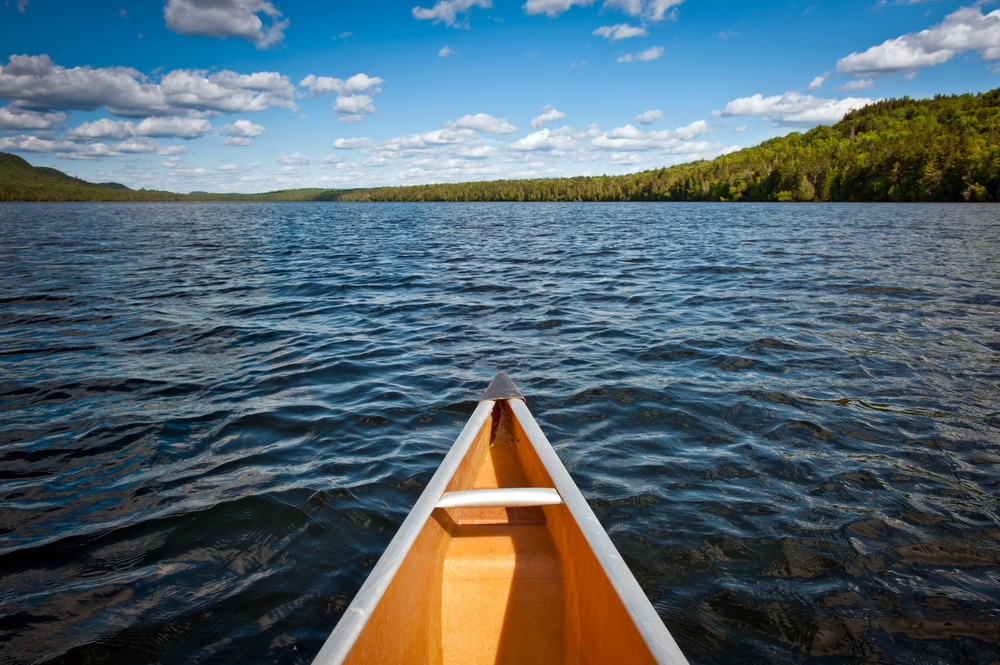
342 401 659 665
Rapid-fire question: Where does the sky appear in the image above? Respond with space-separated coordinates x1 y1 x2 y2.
1 0 1000 193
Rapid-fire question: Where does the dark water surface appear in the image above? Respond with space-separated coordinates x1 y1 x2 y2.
1 202 998 664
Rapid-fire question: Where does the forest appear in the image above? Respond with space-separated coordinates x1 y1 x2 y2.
3 89 999 203
326 89 1000 203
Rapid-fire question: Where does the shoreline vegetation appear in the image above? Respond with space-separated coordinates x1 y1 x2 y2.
3 89 999 203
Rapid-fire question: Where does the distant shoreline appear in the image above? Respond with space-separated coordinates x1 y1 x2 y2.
3 89 999 204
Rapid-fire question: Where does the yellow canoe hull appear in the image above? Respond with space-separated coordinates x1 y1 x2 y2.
313 373 688 665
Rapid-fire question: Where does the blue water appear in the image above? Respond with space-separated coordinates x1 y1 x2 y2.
1 202 998 664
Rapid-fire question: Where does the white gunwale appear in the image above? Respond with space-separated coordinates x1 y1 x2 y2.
311 399 496 665
507 398 688 665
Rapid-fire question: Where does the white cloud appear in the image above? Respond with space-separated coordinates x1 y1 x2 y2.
836 6 1000 78
439 45 453 57
524 0 683 21
134 116 213 138
334 94 375 122
300 73 383 122
0 54 297 118
163 0 289 49
221 119 264 145
277 152 311 165
413 0 492 28
219 162 261 173
510 127 581 152
522 0 594 18
0 135 125 159
63 116 212 140
806 72 830 91
332 137 373 149
617 46 664 62
604 0 684 22
453 113 517 134
632 109 663 124
115 136 162 153
593 23 647 40
0 105 66 130
733 125 746 132
714 91 876 127
17 0 28 13
322 154 345 164
299 73 382 96
531 104 566 127
834 79 874 91
372 127 480 154
591 120 711 151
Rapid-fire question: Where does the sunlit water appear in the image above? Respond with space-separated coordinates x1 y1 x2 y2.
1 202 998 665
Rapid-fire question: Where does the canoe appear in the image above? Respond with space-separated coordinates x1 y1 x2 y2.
312 371 689 665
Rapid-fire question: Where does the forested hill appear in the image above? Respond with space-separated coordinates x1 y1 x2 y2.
0 152 182 201
0 153 342 202
326 89 1000 203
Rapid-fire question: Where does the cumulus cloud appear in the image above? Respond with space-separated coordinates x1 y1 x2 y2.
834 79 874 91
370 127 480 154
511 126 586 152
300 73 383 122
593 23 647 40
453 113 517 134
0 134 186 159
439 45 453 57
617 46 664 62
333 94 375 122
277 152 311 165
63 116 213 140
0 105 66 130
590 120 712 152
0 135 123 159
219 162 261 173
836 6 1000 78
522 0 594 18
163 0 289 49
632 109 663 124
0 54 297 118
531 104 566 127
412 0 492 28
221 119 264 145
521 0 680 21
299 73 382 96
713 91 876 128
332 137 374 149
806 72 830 91
604 0 684 22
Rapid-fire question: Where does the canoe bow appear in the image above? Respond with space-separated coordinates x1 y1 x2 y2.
312 371 689 665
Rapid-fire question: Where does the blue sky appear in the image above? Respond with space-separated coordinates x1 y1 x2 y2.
2 0 999 192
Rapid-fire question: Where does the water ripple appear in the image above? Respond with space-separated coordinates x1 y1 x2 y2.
0 202 998 664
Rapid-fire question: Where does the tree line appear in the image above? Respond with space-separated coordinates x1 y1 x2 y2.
324 89 1000 203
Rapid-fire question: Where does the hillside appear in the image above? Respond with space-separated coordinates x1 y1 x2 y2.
328 89 1000 203
0 153 185 201
2 89 998 203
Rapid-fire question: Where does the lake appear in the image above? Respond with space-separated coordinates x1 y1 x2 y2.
1 201 998 664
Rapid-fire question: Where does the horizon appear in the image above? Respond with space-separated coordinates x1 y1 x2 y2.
2 1 1000 194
